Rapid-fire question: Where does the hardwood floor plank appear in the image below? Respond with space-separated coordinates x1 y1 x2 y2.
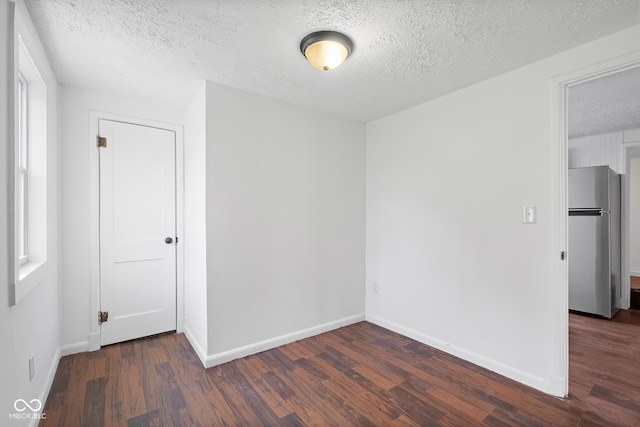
120 341 136 359
276 412 307 426
403 340 437 359
257 348 297 372
308 355 405 422
388 384 442 426
234 357 295 418
397 376 489 427
153 362 200 426
203 385 242 425
216 362 282 426
125 411 152 427
86 354 107 381
167 353 220 425
39 407 63 427
324 337 407 386
296 334 331 356
43 371 69 411
120 348 148 420
425 387 493 423
266 383 336 425
317 375 399 424
272 361 356 425
262 370 297 399
577 410 631 427
278 341 318 362
481 412 514 427
103 376 127 427
292 357 330 383
54 352 90 427
311 381 379 427
393 414 424 426
589 383 640 414
139 343 163 413
482 406 549 427
82 377 107 427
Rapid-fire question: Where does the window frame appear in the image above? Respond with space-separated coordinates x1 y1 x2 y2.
10 33 48 306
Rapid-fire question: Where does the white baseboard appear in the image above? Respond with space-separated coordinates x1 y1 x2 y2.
60 341 89 357
176 317 185 334
182 324 208 368
28 347 61 427
365 314 553 396
630 271 640 277
547 375 567 398
203 314 365 368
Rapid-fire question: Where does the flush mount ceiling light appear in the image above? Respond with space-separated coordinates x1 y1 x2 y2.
300 30 353 71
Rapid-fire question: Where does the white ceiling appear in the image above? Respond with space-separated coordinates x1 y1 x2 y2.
24 0 640 122
568 67 640 139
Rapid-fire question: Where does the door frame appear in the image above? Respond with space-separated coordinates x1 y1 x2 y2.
551 51 640 397
88 110 184 350
622 138 640 309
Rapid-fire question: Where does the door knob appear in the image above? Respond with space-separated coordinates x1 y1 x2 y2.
165 237 173 244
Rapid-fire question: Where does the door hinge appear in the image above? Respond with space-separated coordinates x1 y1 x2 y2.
98 136 107 148
561 251 566 261
99 311 109 324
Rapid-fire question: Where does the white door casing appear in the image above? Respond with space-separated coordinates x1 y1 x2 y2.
99 119 177 346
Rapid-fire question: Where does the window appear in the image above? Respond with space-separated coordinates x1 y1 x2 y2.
11 35 48 305
17 73 28 265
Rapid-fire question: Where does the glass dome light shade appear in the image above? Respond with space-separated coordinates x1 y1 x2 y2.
300 31 353 71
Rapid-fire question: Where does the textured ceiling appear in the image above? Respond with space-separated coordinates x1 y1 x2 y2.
24 0 640 122
568 67 640 139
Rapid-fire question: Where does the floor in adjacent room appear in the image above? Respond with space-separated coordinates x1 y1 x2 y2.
631 276 640 310
40 314 640 426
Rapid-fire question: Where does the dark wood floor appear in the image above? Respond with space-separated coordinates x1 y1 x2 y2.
40 313 640 426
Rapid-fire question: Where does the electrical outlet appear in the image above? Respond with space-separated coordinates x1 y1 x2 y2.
373 282 379 294
28 354 35 381
523 205 536 224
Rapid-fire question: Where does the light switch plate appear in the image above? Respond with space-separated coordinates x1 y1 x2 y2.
523 205 536 224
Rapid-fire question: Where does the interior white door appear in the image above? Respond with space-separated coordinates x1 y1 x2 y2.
99 119 177 346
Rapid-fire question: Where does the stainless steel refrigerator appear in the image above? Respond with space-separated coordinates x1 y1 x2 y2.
568 166 620 318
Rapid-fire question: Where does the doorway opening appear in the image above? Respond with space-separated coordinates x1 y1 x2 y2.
567 66 640 314
553 52 640 398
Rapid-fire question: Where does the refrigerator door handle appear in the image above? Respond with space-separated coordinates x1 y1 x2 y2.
569 208 605 216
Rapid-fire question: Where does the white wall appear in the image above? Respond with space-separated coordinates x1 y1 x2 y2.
204 82 366 363
630 157 640 275
58 85 182 352
568 128 640 174
569 131 625 173
0 0 14 419
366 25 640 396
182 82 208 361
1 0 59 424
